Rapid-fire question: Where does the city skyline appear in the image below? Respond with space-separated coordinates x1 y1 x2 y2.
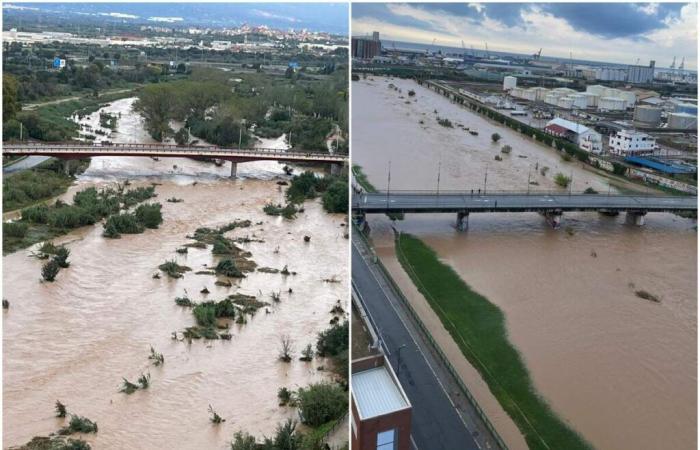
352 2 698 69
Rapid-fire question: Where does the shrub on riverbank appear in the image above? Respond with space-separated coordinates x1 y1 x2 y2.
394 232 592 450
3 169 74 212
284 171 349 214
554 173 572 188
296 382 347 427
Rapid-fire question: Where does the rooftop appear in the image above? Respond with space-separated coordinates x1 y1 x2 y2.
352 366 409 420
547 117 591 134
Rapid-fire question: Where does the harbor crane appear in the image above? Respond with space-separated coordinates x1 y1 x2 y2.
670 56 676 69
679 57 685 70
532 48 542 60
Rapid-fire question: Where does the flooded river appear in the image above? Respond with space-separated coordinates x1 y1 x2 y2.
354 77 697 450
3 98 348 449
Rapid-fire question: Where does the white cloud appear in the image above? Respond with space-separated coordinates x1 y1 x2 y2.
354 3 698 69
99 12 139 20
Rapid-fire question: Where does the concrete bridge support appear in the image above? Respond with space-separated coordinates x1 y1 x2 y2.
62 159 71 175
456 211 469 231
626 210 647 226
598 209 620 217
230 161 238 178
542 210 563 228
330 163 341 176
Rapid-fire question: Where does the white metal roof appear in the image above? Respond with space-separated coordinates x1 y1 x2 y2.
547 117 590 134
352 366 409 419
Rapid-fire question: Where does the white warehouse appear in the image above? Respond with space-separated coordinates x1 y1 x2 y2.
544 117 603 154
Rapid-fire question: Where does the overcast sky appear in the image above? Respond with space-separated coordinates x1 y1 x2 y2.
352 3 697 69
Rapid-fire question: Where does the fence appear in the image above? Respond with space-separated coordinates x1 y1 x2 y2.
353 226 509 450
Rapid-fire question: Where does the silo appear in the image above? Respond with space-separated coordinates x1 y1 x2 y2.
633 105 662 126
503 76 517 91
617 91 637 108
668 112 697 129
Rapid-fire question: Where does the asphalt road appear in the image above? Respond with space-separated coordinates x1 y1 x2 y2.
352 240 485 450
3 156 51 174
354 191 697 213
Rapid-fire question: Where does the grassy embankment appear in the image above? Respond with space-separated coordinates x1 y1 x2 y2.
351 164 376 192
394 232 592 450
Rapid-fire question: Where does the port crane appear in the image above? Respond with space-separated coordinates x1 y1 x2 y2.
532 48 542 60
670 56 676 69
679 57 685 70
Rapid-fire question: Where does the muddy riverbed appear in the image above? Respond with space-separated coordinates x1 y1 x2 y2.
354 77 697 450
3 98 348 449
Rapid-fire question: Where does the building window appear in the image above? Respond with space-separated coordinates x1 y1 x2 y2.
377 429 397 450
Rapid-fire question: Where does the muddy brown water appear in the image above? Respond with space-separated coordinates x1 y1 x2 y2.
3 99 348 449
354 78 697 450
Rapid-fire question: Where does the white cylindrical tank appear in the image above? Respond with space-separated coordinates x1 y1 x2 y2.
586 85 606 96
557 96 574 109
503 76 517 91
545 93 562 105
582 92 599 107
668 112 697 129
617 91 637 108
598 97 626 111
570 94 588 109
633 106 662 126
675 102 698 116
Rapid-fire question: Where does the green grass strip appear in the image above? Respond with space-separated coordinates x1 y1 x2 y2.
351 164 376 192
395 232 592 450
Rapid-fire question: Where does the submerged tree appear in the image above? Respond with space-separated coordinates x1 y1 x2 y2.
279 335 293 362
55 400 67 418
208 404 225 424
41 259 60 282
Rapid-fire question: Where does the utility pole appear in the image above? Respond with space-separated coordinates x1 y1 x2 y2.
436 160 441 196
483 166 488 194
386 160 392 207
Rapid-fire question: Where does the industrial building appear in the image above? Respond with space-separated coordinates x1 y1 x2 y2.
352 31 382 60
626 60 656 84
633 105 662 127
544 117 603 153
668 112 697 130
351 354 412 450
608 130 657 156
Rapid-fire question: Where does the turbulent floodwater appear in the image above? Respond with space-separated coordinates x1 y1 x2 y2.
3 98 348 449
354 77 697 450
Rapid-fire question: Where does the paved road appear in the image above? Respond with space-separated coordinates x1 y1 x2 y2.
3 156 51 174
353 236 491 450
354 191 697 213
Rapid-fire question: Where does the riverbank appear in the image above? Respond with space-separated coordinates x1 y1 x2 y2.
353 76 697 450
395 232 591 450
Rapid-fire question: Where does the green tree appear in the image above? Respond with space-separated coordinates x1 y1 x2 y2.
42 259 60 282
133 84 176 141
296 383 347 427
3 74 21 122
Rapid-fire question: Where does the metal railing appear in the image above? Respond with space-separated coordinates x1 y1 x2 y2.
353 227 509 450
2 142 348 161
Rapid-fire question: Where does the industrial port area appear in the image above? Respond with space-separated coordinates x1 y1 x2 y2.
353 32 698 194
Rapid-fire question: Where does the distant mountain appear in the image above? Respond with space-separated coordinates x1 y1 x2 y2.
3 3 349 34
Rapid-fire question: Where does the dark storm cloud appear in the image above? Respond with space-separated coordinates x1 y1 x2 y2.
354 3 688 39
540 3 685 38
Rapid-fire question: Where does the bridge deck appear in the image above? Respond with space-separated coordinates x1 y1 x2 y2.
354 192 697 213
2 143 347 163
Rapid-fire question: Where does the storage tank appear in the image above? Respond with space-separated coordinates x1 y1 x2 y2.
557 96 574 109
503 76 517 91
570 94 588 109
531 87 548 101
675 102 698 116
668 112 697 129
617 91 637 108
582 92 599 107
545 93 562 106
586 84 606 97
633 105 662 126
598 97 626 111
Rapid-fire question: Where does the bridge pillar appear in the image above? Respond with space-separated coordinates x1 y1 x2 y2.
330 163 341 176
63 159 71 175
598 209 620 217
626 210 647 226
456 211 469 231
542 210 563 229
230 161 238 178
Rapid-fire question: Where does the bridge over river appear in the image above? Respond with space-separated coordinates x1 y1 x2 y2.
353 190 697 228
3 142 348 177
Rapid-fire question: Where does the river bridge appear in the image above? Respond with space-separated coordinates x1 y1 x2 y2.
2 142 348 177
353 190 697 228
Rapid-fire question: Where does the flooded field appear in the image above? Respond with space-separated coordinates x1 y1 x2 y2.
354 77 697 450
3 99 348 449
